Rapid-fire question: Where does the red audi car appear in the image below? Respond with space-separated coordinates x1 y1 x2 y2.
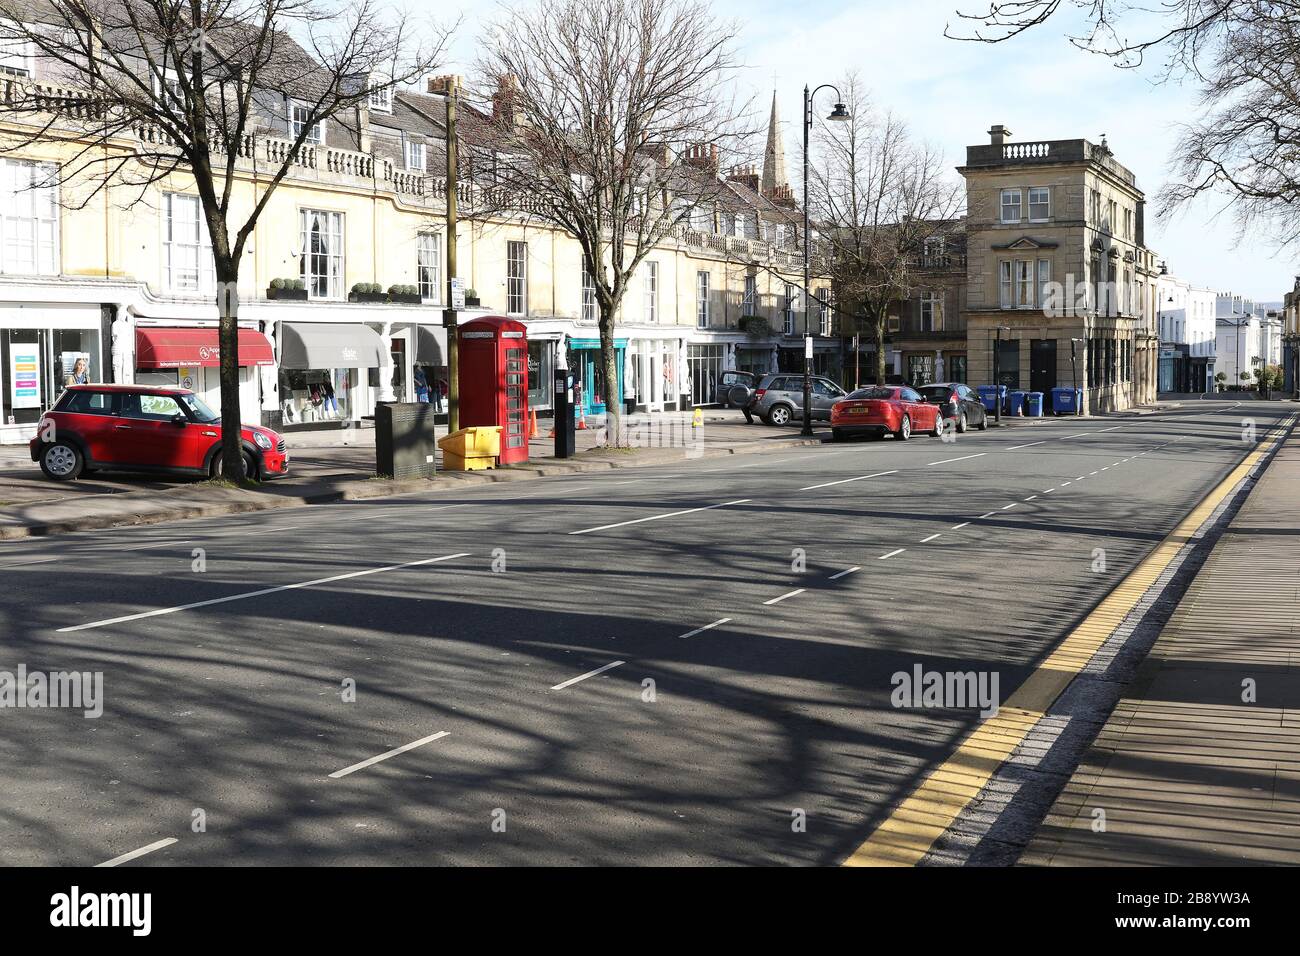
830 385 945 442
29 384 288 481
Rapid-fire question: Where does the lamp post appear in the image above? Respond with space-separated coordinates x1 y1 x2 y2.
801 84 851 437
1070 337 1084 416
992 325 1010 423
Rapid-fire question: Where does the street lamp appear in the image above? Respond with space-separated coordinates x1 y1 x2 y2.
992 325 1010 423
1070 337 1085 417
801 84 851 437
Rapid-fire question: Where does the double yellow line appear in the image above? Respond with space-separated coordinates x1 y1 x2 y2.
843 415 1297 866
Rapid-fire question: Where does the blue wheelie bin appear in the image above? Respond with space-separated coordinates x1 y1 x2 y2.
977 384 1005 413
1025 391 1044 417
1050 386 1081 416
1007 389 1028 416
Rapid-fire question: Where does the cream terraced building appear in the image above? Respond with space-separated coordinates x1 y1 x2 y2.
0 62 821 442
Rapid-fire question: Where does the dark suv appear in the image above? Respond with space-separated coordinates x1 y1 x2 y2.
30 385 288 481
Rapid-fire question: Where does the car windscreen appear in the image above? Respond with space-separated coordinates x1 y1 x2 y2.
845 388 895 400
179 393 219 423
917 386 955 402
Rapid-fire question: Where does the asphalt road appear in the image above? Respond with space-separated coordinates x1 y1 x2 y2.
0 400 1291 866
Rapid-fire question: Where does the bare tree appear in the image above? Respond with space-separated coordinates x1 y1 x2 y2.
947 1 1300 253
476 0 750 444
806 75 963 385
0 0 450 477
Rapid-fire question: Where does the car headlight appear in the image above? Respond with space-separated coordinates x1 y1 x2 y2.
253 432 272 450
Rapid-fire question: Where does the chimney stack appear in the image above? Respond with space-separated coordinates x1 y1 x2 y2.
683 144 719 173
726 164 760 192
492 74 526 129
427 74 462 96
989 124 1011 147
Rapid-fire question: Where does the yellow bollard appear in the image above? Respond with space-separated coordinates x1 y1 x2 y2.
692 406 703 429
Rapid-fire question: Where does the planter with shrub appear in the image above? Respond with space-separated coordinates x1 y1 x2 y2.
464 288 481 308
388 283 422 305
268 277 307 301
349 282 388 304
739 315 770 338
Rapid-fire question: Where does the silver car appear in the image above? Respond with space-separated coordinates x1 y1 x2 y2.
733 373 847 426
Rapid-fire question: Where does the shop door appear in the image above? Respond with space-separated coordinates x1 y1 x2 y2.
648 351 662 412
1031 340 1057 393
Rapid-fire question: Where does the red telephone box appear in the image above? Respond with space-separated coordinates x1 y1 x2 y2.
459 316 529 464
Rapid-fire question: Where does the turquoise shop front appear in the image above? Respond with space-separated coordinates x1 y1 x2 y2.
569 338 627 415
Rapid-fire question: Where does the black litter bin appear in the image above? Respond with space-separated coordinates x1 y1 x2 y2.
375 402 438 479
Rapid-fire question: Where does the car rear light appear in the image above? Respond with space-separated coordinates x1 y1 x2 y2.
755 389 766 400
950 392 960 403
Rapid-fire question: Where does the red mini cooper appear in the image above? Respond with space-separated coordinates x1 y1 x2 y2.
30 384 288 481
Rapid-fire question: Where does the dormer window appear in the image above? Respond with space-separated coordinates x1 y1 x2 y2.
368 76 392 113
290 100 323 145
0 26 33 77
151 71 184 108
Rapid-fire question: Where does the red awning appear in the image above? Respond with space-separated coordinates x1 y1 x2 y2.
135 327 275 369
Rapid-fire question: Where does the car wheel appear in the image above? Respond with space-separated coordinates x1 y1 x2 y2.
958 411 968 434
210 450 253 480
932 414 945 437
977 410 989 431
831 428 845 443
768 404 792 427
39 442 83 481
896 414 911 441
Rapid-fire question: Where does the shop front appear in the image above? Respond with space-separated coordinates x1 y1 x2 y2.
527 336 558 412
133 324 272 425
276 322 386 428
687 342 727 406
626 337 683 413
568 337 626 416
735 345 775 376
2 302 106 442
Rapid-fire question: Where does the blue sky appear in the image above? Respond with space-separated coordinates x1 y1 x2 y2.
442 0 1293 300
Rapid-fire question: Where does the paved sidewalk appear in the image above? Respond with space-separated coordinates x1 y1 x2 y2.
0 409 818 539
1021 426 1300 865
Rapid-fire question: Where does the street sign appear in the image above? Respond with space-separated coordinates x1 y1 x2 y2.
450 277 465 311
804 335 813 359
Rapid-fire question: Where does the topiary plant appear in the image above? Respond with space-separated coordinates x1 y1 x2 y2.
291 278 305 291
270 278 284 290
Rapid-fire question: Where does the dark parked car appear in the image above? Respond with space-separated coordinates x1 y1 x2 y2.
915 382 988 433
734 373 848 426
717 369 757 408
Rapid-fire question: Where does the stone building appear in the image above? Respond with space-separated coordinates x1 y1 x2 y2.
958 125 1155 412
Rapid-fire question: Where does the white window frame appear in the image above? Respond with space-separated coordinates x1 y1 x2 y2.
417 232 441 302
1028 186 1050 222
1000 188 1022 223
644 261 658 322
1015 259 1034 309
920 291 941 331
289 100 324 145
507 240 527 315
818 287 833 335
0 158 59 276
163 192 214 293
742 274 756 314
782 283 796 334
368 76 392 113
581 261 597 323
0 28 33 78
999 260 1013 309
696 270 710 328
774 223 787 247
404 139 426 172
299 208 344 300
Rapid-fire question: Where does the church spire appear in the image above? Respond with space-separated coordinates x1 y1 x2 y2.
761 91 787 197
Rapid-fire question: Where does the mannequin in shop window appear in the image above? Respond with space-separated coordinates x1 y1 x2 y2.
414 366 430 403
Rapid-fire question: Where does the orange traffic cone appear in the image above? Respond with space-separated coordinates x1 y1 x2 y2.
530 408 539 438
576 402 588 430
